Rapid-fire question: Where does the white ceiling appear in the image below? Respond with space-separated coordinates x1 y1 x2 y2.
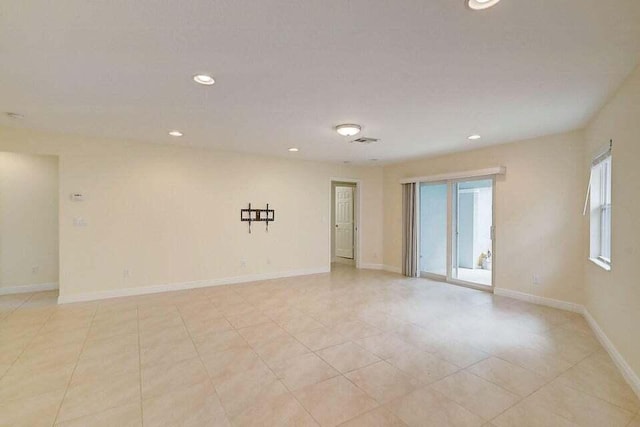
1 1 639 163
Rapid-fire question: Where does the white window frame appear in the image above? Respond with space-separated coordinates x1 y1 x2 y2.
589 154 612 270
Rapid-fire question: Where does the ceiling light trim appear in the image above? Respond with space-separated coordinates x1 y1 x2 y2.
193 74 215 86
336 124 362 137
466 0 501 10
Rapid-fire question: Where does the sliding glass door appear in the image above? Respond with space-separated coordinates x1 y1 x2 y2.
419 177 494 289
419 183 448 278
451 179 493 287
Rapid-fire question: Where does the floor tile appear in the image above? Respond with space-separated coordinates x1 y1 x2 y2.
270 352 339 391
226 310 272 329
387 349 460 385
231 392 318 426
293 327 349 351
346 361 418 404
201 346 265 384
216 363 288 418
2 270 636 427
494 346 573 379
57 371 141 422
339 406 407 426
386 386 484 427
0 362 74 402
431 370 520 420
491 400 580 427
142 380 229 427
278 316 325 334
525 380 634 427
555 350 640 412
354 333 417 360
466 357 547 397
141 335 198 367
253 334 311 365
294 376 378 427
55 402 142 427
238 322 288 347
142 356 209 400
194 329 248 356
317 341 381 373
0 388 65 427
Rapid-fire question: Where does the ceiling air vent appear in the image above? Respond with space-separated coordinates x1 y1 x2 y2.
350 137 379 145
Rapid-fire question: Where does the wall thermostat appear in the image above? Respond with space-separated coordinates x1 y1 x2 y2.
70 193 85 201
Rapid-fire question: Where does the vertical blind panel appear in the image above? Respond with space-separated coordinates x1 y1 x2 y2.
402 183 418 277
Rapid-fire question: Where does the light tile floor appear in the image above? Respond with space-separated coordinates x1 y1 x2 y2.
0 264 638 426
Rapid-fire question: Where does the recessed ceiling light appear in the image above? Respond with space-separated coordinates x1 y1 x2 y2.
336 124 362 137
288 147 299 152
5 112 24 119
193 74 215 86
468 134 481 140
168 130 183 137
466 0 501 10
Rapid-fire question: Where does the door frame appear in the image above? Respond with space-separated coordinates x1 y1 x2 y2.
419 175 496 293
329 178 361 269
448 175 496 291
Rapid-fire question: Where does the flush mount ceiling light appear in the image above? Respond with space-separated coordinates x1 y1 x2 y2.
193 74 215 85
168 130 184 137
468 134 481 140
288 147 299 152
336 124 361 137
466 0 501 10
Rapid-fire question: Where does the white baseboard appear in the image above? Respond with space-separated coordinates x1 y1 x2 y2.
582 308 640 399
0 282 59 295
495 287 640 399
57 267 329 304
493 288 583 313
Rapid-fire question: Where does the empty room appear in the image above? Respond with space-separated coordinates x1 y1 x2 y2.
1 1 639 426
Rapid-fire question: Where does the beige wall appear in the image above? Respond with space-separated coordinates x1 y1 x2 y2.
584 64 640 378
0 152 59 291
0 127 383 300
383 131 586 303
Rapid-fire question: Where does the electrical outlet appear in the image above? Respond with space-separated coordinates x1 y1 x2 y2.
32 266 40 274
532 274 540 285
73 217 88 227
240 260 247 269
266 258 271 265
123 269 131 279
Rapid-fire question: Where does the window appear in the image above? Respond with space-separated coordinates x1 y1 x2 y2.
589 153 612 269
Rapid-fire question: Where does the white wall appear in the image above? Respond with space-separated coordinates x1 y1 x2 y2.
0 127 383 301
0 152 58 292
583 64 640 379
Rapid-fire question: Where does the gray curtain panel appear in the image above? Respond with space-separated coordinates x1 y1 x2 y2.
402 183 418 277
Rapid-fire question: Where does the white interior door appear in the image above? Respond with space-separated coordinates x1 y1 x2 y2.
335 186 354 259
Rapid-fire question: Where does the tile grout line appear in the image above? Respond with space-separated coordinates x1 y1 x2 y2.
51 302 99 426
1 293 58 380
215 296 323 425
177 297 233 424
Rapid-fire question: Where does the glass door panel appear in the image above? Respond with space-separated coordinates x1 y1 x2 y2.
419 183 448 277
451 179 493 286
